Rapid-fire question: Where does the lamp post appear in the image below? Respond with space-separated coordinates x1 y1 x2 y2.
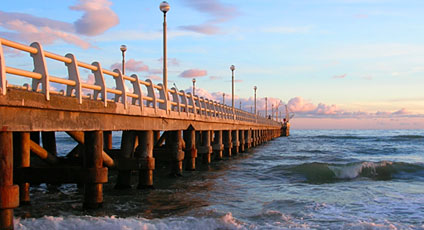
239 101 242 110
272 104 274 120
160 1 170 97
120 45 127 75
192 78 196 95
223 93 225 104
230 65 235 116
253 86 257 117
265 97 268 118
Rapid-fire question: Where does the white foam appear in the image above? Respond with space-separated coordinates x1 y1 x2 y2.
14 213 247 230
328 161 392 179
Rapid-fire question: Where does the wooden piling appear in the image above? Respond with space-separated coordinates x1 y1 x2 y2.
0 132 19 230
15 132 31 205
183 129 197 171
223 130 232 157
103 131 113 150
83 131 107 209
232 130 239 155
212 130 223 160
199 131 212 164
168 131 184 176
239 130 245 153
135 131 155 189
115 131 136 189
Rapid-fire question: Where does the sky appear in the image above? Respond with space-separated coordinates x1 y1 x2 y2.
1 0 424 129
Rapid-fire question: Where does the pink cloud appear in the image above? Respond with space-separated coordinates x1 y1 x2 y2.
110 59 149 73
179 24 221 35
333 74 347 79
179 69 208 78
0 0 118 49
70 0 119 36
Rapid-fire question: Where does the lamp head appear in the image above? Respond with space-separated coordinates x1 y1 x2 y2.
230 65 235 71
192 78 196 83
160 1 170 13
120 45 127 52
254 86 257 91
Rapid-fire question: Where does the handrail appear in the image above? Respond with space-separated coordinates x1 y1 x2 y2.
0 37 282 127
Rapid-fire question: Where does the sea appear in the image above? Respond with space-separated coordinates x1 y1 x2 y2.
13 129 424 229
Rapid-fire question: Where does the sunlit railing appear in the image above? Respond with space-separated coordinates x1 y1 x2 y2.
0 38 280 126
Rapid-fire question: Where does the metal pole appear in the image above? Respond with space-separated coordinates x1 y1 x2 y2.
254 86 257 117
265 97 268 118
163 13 168 97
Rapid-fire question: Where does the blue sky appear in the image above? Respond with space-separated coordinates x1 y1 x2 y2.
1 0 424 129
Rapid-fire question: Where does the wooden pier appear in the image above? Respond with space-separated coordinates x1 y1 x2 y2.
0 38 286 229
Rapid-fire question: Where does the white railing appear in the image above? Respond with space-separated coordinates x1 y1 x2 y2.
0 38 280 126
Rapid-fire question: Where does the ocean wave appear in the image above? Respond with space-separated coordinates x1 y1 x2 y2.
288 161 424 183
14 213 248 230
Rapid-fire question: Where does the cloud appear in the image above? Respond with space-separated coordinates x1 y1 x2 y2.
157 58 180 67
179 69 208 78
70 0 119 36
144 75 162 81
0 0 118 49
179 0 239 35
333 74 348 79
110 59 149 73
262 26 311 34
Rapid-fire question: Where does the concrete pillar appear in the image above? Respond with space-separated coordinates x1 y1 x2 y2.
14 132 31 205
200 131 212 164
115 131 136 189
232 130 239 155
239 130 245 153
103 131 113 150
245 130 251 150
83 131 105 209
212 130 223 160
0 132 19 230
183 129 197 171
168 131 184 176
135 131 155 189
223 130 232 157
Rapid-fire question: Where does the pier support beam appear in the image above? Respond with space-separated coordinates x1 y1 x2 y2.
115 131 136 189
103 131 113 150
223 130 232 157
184 128 197 171
0 132 19 230
14 132 31 205
245 130 251 150
83 131 107 209
136 131 155 189
199 131 212 164
232 130 239 155
212 130 223 160
239 130 245 153
168 131 184 176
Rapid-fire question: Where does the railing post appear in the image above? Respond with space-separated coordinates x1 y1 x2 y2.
136 131 155 189
65 53 82 104
91 62 107 107
0 40 7 95
30 42 50 100
170 87 180 113
131 74 144 110
180 90 189 115
145 79 157 111
0 131 19 230
157 83 168 112
187 92 196 116
113 69 127 109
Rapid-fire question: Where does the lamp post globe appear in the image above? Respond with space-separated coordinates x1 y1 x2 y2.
160 1 170 13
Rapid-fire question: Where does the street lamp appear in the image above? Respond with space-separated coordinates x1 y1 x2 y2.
230 65 235 117
192 78 196 95
253 86 257 117
239 101 242 110
160 1 170 97
223 93 225 105
120 45 127 75
265 97 268 118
